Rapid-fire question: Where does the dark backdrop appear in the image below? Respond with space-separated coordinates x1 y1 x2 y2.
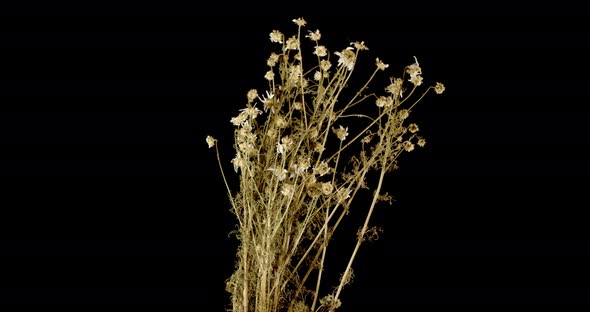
1 2 589 308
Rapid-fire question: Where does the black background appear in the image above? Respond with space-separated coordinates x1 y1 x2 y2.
1 1 589 308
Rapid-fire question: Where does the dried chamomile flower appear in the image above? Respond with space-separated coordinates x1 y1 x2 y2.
434 82 445 94
334 47 356 71
385 78 404 98
332 125 349 141
269 30 284 43
313 45 328 57
306 29 321 41
403 141 415 152
375 58 389 71
246 89 258 103
408 123 419 133
398 109 410 119
286 36 299 50
264 70 275 81
205 135 216 148
320 60 332 72
267 53 280 67
313 161 331 177
409 75 423 86
292 17 307 27
417 137 427 147
375 96 392 108
352 41 368 50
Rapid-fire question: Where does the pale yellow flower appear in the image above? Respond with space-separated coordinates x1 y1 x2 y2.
352 41 368 50
409 75 423 86
230 112 248 126
206 135 216 148
292 17 307 27
321 182 334 195
320 60 332 72
231 154 244 172
334 47 356 71
385 78 404 97
375 96 392 108
375 58 389 71
264 70 275 81
267 53 279 67
240 105 262 119
417 137 426 147
313 161 331 177
406 57 422 78
399 109 409 119
403 141 415 152
313 45 327 57
408 123 419 133
434 82 445 94
269 30 283 43
306 29 321 41
281 183 295 197
332 125 349 141
313 70 322 81
286 36 299 50
246 89 258 103
268 167 288 181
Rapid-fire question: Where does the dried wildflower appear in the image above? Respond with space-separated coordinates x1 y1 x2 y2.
267 53 280 67
269 30 284 43
320 59 332 72
292 301 310 312
276 136 293 154
293 101 303 110
375 96 392 108
434 82 445 94
313 70 323 81
231 154 244 172
306 182 323 198
408 123 419 133
313 45 328 57
403 141 415 152
313 161 331 176
286 36 299 50
319 294 342 310
259 91 275 112
322 182 334 195
268 167 288 181
230 112 248 126
375 58 389 71
264 70 275 81
313 141 325 153
332 125 349 141
240 105 262 119
398 109 410 119
246 89 258 103
206 135 216 148
417 137 427 147
292 17 307 27
306 29 321 41
352 41 368 50
385 78 404 98
337 187 351 202
406 57 422 78
281 183 295 197
334 47 356 71
409 75 423 86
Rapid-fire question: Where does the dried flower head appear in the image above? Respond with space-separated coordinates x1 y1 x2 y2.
352 41 368 50
334 47 356 71
408 123 419 133
399 109 410 119
434 82 446 94
375 58 389 71
375 96 393 108
403 141 415 152
286 36 299 50
206 135 216 148
314 45 328 57
306 29 321 41
269 30 284 43
267 53 280 67
246 89 258 103
264 70 275 81
332 125 349 141
292 17 307 27
417 137 427 147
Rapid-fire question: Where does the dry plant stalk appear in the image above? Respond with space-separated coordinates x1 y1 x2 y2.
206 17 445 312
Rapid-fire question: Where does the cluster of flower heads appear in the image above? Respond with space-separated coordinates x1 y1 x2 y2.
207 17 445 312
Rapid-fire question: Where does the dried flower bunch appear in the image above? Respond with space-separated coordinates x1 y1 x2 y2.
207 17 444 312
